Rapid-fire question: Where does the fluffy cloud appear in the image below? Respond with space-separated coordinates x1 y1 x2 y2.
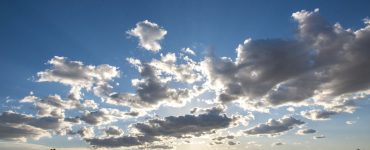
0 111 72 141
200 9 370 115
245 116 304 136
148 53 203 83
101 58 204 110
20 95 97 118
104 126 124 137
127 20 167 52
37 56 119 101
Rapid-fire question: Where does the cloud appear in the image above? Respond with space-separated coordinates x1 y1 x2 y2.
101 58 204 110
37 56 119 101
139 144 174 149
133 107 237 138
104 126 124 137
20 94 98 118
0 111 74 141
74 127 95 139
272 142 284 146
85 135 157 148
212 135 235 141
313 135 326 139
0 123 51 142
86 108 238 148
200 8 370 113
301 109 337 120
227 141 239 145
148 53 203 83
296 129 316 135
181 47 196 56
80 108 134 125
245 116 304 136
127 20 167 52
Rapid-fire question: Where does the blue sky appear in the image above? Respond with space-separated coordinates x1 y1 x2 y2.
1 0 370 150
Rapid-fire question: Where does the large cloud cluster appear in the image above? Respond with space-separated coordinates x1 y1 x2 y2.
201 9 370 115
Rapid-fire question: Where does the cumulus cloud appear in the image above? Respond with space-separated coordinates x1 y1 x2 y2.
104 126 124 137
0 111 73 141
0 123 50 142
245 116 304 136
37 56 119 101
86 108 238 148
301 109 337 120
80 108 134 125
133 107 237 138
200 9 370 115
127 20 167 52
101 58 204 110
296 129 316 135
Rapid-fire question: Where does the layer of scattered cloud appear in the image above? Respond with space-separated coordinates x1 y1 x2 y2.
1 8 369 149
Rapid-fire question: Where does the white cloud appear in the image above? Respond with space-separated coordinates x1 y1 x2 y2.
127 20 167 52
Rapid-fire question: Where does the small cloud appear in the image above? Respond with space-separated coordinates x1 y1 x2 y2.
313 135 326 139
127 20 167 52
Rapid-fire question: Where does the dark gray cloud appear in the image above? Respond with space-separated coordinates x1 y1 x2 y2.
313 135 326 139
86 108 237 148
104 126 123 137
0 111 71 141
245 116 304 135
272 142 284 146
133 107 236 138
0 123 50 142
86 135 157 148
296 129 317 135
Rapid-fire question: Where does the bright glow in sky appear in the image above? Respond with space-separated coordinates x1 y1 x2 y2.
1 0 370 150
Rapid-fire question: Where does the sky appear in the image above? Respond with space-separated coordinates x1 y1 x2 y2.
1 0 370 150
